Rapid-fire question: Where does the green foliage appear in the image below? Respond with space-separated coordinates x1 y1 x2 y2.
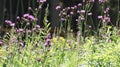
0 26 120 67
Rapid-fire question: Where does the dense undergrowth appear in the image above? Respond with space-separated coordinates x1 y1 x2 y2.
0 26 120 67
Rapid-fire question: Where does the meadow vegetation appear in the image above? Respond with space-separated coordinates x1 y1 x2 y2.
0 0 120 67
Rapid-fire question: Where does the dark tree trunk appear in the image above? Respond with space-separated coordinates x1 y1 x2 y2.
37 0 61 32
49 0 61 29
0 0 4 27
109 0 120 27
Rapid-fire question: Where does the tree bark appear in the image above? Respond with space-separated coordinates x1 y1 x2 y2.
0 0 4 27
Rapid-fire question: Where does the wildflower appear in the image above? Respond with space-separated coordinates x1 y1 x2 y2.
77 10 81 13
5 20 15 27
71 7 75 10
45 33 51 39
23 13 36 21
17 28 24 32
77 3 82 7
90 0 95 2
37 0 46 3
74 5 77 9
0 40 3 45
44 33 52 47
35 25 40 29
62 9 66 12
20 42 25 47
88 12 92 15
44 39 51 47
76 19 79 21
83 0 86 2
32 28 36 31
38 5 42 9
56 5 61 10
23 13 29 18
16 16 20 20
67 7 70 10
27 30 31 33
89 25 92 28
80 17 85 20
61 18 65 21
35 25 41 30
98 16 103 19
98 0 107 4
36 58 41 62
63 12 67 15
66 15 70 18
28 7 32 10
29 15 36 21
104 7 110 13
5 20 12 25
79 16 85 20
10 23 15 27
70 12 74 15
11 36 16 44
80 10 86 14
104 17 110 22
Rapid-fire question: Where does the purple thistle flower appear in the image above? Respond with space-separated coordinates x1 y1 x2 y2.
27 30 32 33
17 16 20 20
0 40 3 45
10 23 15 27
76 19 79 21
35 25 40 29
45 33 51 39
83 0 86 2
66 15 70 18
77 3 82 7
5 20 12 25
70 12 74 15
98 16 103 19
71 7 75 10
37 0 46 3
98 0 107 3
56 5 61 10
67 7 70 10
29 15 36 21
63 12 66 15
28 7 32 10
77 10 81 13
17 28 24 32
44 34 52 47
61 18 65 21
32 28 36 31
104 7 110 13
88 12 92 16
11 36 16 44
80 17 85 20
74 5 77 9
5 20 15 27
104 17 110 22
23 13 36 21
20 42 25 47
23 13 29 18
80 10 86 14
90 0 95 3
62 9 66 12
